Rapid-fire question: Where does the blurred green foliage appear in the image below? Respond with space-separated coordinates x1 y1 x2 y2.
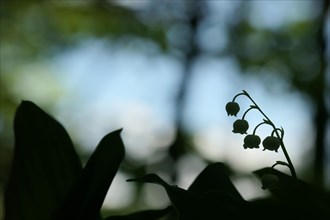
231 15 326 99
0 0 166 65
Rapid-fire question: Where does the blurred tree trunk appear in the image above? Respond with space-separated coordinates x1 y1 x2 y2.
313 0 329 188
168 0 204 181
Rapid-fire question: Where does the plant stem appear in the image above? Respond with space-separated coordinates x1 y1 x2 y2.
242 106 255 120
242 90 297 180
253 121 268 135
232 92 245 102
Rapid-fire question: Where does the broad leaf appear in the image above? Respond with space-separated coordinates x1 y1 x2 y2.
55 129 125 220
253 167 330 219
188 162 243 200
5 101 82 220
104 206 173 220
127 174 207 219
127 166 246 220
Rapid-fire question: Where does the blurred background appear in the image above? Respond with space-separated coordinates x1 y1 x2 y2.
0 0 329 218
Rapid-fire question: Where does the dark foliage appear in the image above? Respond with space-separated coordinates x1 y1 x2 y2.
4 101 330 220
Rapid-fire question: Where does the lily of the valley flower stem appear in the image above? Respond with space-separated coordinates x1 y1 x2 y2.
225 90 297 182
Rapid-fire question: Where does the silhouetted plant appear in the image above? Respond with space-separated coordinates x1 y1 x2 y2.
127 162 247 220
4 97 330 220
125 91 330 220
226 90 297 184
4 101 170 220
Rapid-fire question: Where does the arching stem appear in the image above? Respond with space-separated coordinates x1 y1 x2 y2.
242 90 297 180
271 161 291 170
232 92 246 102
242 106 256 120
271 128 284 139
252 121 268 135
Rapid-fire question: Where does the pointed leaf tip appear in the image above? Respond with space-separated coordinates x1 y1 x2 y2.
101 129 126 157
16 100 38 114
20 100 33 105
188 162 244 200
6 101 82 220
55 129 126 220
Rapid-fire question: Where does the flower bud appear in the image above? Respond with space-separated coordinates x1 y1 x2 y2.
243 134 261 149
261 173 279 190
262 136 281 152
232 119 249 134
225 102 240 116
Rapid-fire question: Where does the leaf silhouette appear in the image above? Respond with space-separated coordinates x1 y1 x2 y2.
253 167 330 219
127 173 204 219
103 206 173 220
127 166 246 220
5 101 82 220
188 162 243 200
55 129 125 220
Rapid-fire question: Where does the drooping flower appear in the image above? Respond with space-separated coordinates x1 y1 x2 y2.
225 102 240 116
262 136 281 152
232 119 249 134
243 134 261 149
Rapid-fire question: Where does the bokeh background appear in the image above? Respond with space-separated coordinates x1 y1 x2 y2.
1 0 329 218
